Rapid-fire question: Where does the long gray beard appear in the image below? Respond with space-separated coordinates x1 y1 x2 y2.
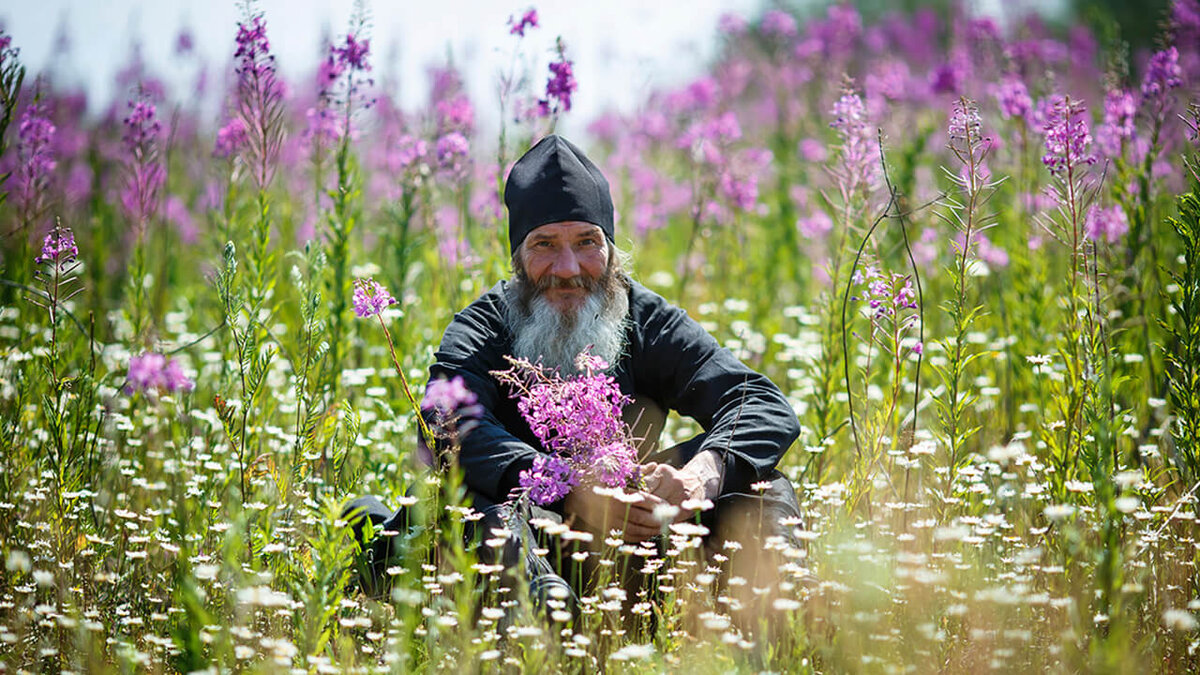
506 280 630 375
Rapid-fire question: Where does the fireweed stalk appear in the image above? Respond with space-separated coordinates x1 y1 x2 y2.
1037 94 1102 485
1113 48 1183 407
807 84 877 481
847 266 921 504
352 277 433 449
120 98 165 343
233 4 286 317
12 100 54 245
320 15 374 399
495 7 539 255
932 97 999 487
28 225 103 518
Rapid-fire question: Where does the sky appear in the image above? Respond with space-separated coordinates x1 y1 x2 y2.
1 0 765 136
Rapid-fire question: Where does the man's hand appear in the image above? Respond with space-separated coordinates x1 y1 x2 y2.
562 485 670 542
641 449 722 521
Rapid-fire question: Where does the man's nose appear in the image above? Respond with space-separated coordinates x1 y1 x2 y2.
549 247 581 278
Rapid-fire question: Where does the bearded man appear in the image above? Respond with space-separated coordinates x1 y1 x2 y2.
348 135 802 611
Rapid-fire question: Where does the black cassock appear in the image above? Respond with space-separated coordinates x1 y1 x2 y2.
346 279 804 602
426 278 801 506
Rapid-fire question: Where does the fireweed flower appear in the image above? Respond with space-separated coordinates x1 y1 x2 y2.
1085 204 1130 243
121 99 165 227
508 8 539 37
35 227 77 266
316 31 375 141
435 131 470 177
993 75 1032 121
521 454 577 504
422 375 482 439
233 11 285 190
1095 89 1137 158
1041 96 1095 176
494 352 641 505
829 87 877 193
1140 46 1183 106
213 117 248 158
126 353 194 395
352 277 396 318
14 101 56 225
537 38 577 116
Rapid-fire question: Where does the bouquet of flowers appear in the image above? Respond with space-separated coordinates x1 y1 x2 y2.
492 350 640 504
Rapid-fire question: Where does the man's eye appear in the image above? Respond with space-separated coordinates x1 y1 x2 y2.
578 239 598 247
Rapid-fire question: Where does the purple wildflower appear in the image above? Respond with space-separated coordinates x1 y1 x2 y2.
1095 89 1137 158
994 75 1032 120
760 9 798 40
435 131 470 176
422 376 478 414
1041 96 1095 176
423 375 482 439
334 33 371 72
1085 204 1130 243
949 98 983 144
520 455 578 505
435 95 475 134
830 87 877 192
233 10 285 190
855 267 918 321
126 353 193 395
538 39 577 116
175 28 194 56
213 117 248 158
717 13 748 36
35 226 78 266
1140 46 1183 104
508 8 539 37
14 102 56 225
495 349 642 503
121 99 165 226
352 278 397 318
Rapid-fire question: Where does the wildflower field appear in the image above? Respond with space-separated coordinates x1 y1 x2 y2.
4 1 1200 672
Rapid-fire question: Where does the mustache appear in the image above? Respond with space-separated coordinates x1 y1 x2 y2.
532 274 600 293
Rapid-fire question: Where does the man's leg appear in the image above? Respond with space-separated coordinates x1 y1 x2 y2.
343 496 411 598
702 471 806 626
465 491 579 620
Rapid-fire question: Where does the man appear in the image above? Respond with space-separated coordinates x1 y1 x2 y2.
349 135 802 611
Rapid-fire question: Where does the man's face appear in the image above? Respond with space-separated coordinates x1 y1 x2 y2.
518 221 609 314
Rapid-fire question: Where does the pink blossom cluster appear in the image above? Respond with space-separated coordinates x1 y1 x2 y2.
830 89 877 192
1095 89 1137 158
14 102 56 222
852 266 918 320
1085 204 1130 244
35 227 77 266
1041 96 1095 175
508 8 539 37
121 100 165 225
126 353 194 395
422 375 482 439
352 277 396 318
494 352 639 505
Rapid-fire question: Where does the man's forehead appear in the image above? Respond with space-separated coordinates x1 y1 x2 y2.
526 221 605 241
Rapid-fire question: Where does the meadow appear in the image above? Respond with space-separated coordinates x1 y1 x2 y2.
2 1 1200 672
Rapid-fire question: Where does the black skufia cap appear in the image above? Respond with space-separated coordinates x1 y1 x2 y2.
504 134 614 255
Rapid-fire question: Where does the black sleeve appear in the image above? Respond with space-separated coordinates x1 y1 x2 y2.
634 296 800 493
425 292 542 504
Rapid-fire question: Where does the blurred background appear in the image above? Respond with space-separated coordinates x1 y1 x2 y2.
0 0 1170 137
